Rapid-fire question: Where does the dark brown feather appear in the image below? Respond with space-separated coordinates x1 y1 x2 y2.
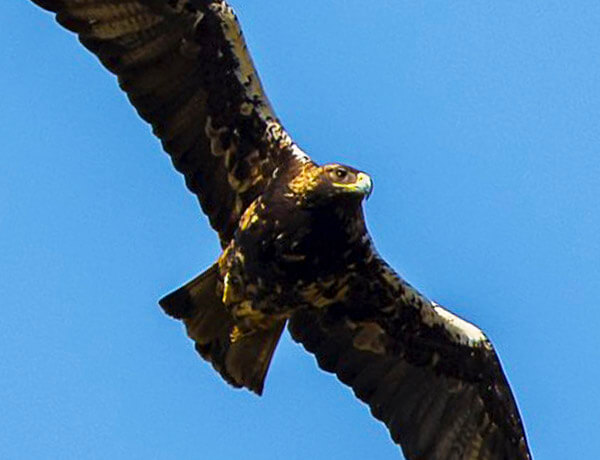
31 0 306 244
288 254 532 460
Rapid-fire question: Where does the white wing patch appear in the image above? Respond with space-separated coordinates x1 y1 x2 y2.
430 301 488 347
375 253 489 348
390 266 488 348
290 144 311 162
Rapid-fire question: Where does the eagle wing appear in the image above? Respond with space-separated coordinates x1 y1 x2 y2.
32 0 308 243
288 254 532 460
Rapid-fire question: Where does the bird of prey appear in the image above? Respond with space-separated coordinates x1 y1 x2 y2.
28 1 532 459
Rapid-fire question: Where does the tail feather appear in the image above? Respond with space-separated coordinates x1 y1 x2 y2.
159 264 284 395
223 320 286 395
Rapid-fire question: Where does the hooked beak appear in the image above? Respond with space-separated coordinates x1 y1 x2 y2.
355 172 373 200
330 171 374 200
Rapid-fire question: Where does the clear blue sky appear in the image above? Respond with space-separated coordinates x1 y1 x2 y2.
2 2 599 459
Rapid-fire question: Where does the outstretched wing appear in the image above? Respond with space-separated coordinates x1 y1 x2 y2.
288 254 531 460
31 0 309 243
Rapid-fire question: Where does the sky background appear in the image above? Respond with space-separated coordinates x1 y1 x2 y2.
2 1 599 459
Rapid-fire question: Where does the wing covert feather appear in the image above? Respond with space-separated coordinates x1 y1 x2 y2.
31 0 309 243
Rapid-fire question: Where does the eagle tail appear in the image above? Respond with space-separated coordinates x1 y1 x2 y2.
159 264 285 395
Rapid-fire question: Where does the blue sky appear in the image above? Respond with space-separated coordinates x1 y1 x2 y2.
2 2 599 459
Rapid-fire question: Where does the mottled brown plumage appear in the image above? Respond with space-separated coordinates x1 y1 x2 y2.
28 1 532 459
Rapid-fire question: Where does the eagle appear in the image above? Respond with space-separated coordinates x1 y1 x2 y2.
28 1 532 459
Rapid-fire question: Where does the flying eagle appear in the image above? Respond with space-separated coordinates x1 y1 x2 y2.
28 1 532 459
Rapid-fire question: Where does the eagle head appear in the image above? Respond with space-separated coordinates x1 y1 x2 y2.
288 163 373 208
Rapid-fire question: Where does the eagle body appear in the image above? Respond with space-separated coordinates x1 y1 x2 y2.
26 1 532 459
220 162 372 321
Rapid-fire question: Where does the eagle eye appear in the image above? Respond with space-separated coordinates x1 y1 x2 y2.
327 166 354 184
335 168 348 179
